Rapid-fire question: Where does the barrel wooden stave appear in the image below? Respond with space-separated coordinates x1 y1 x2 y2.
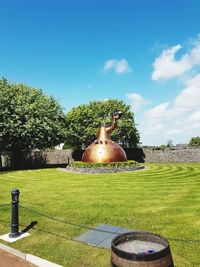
111 251 174 267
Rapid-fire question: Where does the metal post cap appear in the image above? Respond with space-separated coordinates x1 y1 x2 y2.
11 189 20 203
11 189 20 194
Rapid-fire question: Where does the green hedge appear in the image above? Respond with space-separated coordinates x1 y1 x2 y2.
68 160 141 169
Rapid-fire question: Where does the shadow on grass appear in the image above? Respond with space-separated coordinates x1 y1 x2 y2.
21 221 38 234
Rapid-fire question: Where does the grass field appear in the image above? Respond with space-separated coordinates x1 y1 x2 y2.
0 163 200 266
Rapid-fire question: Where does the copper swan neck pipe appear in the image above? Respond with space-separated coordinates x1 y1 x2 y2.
106 111 122 134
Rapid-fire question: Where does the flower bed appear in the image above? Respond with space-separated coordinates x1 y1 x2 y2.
65 160 144 173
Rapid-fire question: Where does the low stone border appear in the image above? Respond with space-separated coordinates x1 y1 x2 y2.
0 243 63 267
60 165 145 174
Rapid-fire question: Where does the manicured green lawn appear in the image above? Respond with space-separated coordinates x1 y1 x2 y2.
0 163 200 266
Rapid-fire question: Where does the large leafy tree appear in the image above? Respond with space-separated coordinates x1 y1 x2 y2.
189 136 200 147
65 99 140 149
0 78 66 158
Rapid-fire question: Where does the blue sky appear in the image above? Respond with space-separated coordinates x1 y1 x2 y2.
1 0 200 145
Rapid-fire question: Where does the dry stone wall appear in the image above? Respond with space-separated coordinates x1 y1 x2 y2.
1 147 200 170
44 150 73 165
0 149 73 169
49 147 200 163
143 147 200 162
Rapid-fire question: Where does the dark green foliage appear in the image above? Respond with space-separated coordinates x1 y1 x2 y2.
156 145 167 150
63 143 74 149
68 160 140 168
189 136 200 147
65 99 140 149
0 78 66 153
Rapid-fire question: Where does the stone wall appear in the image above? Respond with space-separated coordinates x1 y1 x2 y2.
0 149 73 169
55 147 200 163
44 150 73 165
1 147 200 169
143 147 200 162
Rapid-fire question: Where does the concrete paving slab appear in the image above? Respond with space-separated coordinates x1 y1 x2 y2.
74 224 134 248
97 233 118 248
74 229 110 246
0 232 30 243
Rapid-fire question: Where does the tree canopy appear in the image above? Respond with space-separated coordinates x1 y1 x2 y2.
65 99 140 149
189 136 200 147
0 78 66 153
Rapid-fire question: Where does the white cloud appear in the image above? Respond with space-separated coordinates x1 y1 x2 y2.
104 59 132 74
140 72 200 145
166 129 183 135
188 110 200 130
152 36 200 80
188 111 200 122
174 73 200 111
152 45 191 80
127 93 149 109
145 102 170 120
136 35 200 145
188 36 200 65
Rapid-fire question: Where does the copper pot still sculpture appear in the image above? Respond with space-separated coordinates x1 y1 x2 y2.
82 111 127 163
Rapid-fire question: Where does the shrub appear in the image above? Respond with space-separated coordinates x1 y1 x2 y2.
189 136 200 147
68 160 140 169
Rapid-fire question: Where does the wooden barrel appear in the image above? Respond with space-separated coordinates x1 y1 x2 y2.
111 231 174 267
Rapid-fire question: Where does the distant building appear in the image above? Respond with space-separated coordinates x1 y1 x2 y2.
175 144 188 149
55 143 64 150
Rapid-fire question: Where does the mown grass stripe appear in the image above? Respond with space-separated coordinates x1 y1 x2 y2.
0 163 200 267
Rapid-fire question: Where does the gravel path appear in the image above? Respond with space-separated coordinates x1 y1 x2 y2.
59 166 149 174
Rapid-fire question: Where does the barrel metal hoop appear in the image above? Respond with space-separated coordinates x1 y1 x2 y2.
110 261 118 267
111 231 172 261
112 245 171 261
111 260 174 267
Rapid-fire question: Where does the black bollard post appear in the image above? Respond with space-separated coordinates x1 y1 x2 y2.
9 189 21 238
